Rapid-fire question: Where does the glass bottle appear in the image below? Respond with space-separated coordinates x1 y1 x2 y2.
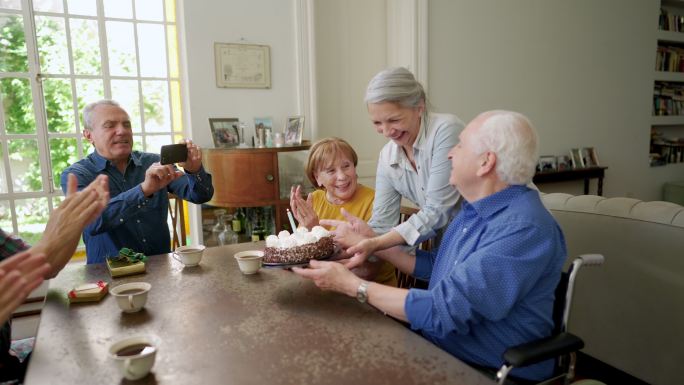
263 206 274 236
236 208 247 234
218 214 239 245
231 210 242 234
211 209 227 246
251 208 264 241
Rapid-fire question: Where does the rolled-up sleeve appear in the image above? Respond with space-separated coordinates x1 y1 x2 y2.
405 223 559 338
395 120 460 245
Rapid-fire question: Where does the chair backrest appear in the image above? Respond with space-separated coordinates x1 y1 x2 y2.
168 193 187 249
396 205 431 289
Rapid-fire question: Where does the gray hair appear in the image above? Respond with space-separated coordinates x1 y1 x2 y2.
82 99 121 130
473 110 539 185
364 67 426 108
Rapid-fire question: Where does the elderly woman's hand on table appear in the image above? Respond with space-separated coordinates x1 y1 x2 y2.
291 260 362 297
290 185 319 229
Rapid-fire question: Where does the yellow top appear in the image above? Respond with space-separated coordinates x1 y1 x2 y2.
312 184 397 287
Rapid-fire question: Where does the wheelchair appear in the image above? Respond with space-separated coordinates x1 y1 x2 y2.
496 254 605 385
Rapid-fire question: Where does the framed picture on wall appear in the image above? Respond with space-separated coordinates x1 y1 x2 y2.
214 43 271 88
209 118 240 148
284 116 304 145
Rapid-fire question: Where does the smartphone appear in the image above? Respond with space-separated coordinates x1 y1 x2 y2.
160 143 188 165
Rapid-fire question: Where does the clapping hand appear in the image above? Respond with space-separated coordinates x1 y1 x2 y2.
35 173 110 276
290 185 319 229
0 251 50 324
321 209 378 269
179 139 203 173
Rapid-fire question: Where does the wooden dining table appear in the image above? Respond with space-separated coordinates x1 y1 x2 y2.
24 242 497 385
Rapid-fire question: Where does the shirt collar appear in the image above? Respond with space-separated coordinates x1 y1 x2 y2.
91 150 140 172
387 112 429 167
464 185 529 220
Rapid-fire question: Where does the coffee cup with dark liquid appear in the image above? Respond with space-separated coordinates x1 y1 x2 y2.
172 244 205 267
110 282 151 313
108 336 157 380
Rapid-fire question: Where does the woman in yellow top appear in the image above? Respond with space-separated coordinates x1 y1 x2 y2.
290 138 397 287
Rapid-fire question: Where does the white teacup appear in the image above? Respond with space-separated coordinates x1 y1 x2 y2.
108 335 157 380
172 245 205 267
110 282 151 313
234 250 264 275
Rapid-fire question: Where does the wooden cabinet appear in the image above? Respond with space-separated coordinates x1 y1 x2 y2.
202 143 311 232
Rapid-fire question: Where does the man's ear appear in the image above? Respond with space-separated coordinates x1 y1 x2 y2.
476 152 496 177
82 129 92 143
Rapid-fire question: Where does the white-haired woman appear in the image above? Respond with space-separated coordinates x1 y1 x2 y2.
329 67 464 263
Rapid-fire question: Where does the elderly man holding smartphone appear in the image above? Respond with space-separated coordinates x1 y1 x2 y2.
61 99 214 263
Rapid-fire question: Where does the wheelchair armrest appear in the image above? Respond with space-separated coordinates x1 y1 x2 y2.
503 332 584 368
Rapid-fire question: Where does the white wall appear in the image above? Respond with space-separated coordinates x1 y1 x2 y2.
180 0 683 202
312 0 389 187
180 0 300 149
429 0 683 200
179 0 303 242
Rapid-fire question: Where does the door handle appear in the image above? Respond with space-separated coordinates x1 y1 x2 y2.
265 174 274 182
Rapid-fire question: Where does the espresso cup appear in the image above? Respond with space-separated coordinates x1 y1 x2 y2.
110 282 151 313
108 336 157 380
234 250 264 275
172 245 205 267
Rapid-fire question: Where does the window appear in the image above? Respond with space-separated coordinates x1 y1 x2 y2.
0 0 184 245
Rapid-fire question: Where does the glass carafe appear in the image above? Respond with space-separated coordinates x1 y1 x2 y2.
218 214 239 245
211 209 227 245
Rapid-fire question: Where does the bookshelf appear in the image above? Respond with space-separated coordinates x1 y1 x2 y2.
652 1 684 166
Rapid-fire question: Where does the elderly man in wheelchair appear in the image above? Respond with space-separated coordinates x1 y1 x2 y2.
293 110 605 384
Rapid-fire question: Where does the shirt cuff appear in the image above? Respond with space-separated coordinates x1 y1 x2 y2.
393 221 421 246
186 165 206 176
413 249 433 280
405 288 434 331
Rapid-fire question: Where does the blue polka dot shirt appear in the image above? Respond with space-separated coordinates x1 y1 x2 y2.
405 185 567 381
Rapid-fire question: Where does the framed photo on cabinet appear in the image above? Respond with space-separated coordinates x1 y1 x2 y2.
569 148 584 168
209 118 240 148
537 155 557 172
284 116 304 145
581 147 600 167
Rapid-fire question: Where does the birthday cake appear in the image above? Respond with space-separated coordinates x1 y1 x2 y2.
263 226 334 264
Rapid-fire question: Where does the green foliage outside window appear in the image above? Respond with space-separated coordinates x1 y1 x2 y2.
1 14 165 243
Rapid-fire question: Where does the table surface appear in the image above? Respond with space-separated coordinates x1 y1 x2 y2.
25 242 496 385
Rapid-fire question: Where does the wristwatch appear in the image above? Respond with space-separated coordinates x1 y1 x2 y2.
356 281 369 303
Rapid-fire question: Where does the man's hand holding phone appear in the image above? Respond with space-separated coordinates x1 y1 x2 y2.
179 139 203 173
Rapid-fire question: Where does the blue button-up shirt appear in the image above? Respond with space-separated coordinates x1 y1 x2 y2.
405 185 566 381
61 151 214 263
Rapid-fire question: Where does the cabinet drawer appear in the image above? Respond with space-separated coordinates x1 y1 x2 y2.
204 150 278 206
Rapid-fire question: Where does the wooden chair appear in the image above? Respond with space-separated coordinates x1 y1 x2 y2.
168 193 187 249
396 205 431 290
